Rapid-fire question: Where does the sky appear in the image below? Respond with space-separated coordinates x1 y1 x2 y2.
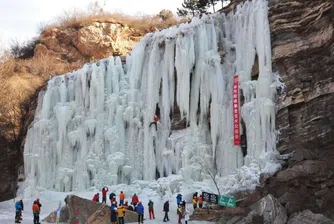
0 0 184 47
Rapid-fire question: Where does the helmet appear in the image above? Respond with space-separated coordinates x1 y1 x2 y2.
121 191 123 193
36 198 40 201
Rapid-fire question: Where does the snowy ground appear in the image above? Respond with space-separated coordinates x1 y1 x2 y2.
0 162 281 223
0 186 213 224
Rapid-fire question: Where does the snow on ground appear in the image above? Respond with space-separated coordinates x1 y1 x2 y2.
0 193 211 224
1 159 281 223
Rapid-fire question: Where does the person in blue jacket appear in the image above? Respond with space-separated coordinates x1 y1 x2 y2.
136 201 144 224
176 194 182 205
110 201 118 224
15 201 23 223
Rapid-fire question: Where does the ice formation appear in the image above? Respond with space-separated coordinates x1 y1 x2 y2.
24 0 278 195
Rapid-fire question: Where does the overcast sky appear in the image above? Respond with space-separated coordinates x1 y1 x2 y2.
0 0 184 47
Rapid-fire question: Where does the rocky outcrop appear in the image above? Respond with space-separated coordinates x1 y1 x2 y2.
43 205 69 223
35 22 143 62
44 195 138 223
261 0 334 219
242 194 287 224
288 210 334 224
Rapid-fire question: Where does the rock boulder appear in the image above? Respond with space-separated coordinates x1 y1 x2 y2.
43 205 69 223
288 210 334 224
242 194 287 224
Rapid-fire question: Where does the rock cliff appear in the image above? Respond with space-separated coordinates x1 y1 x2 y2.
264 0 334 219
35 21 143 62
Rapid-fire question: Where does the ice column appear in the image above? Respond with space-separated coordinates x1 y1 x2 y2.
23 0 277 194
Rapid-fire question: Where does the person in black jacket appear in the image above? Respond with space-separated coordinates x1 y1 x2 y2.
163 200 169 222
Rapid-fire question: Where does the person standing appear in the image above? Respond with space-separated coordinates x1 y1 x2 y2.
109 192 116 204
119 191 125 205
176 194 182 205
163 200 170 222
117 204 126 224
32 201 40 224
132 193 139 206
148 199 155 219
198 194 203 208
102 187 109 204
15 201 22 223
192 196 197 209
177 204 183 224
136 201 144 224
19 200 24 221
184 205 190 224
110 201 117 224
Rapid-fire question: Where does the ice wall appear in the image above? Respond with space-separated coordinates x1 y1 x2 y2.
24 0 277 195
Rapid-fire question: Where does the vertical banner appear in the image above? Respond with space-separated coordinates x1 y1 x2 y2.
233 75 240 145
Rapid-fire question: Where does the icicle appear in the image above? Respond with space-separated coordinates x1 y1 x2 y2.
23 0 278 195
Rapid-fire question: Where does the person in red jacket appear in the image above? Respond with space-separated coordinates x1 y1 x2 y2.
102 187 109 204
149 115 158 131
92 193 99 202
131 193 139 206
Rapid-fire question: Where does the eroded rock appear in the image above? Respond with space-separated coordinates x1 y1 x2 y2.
288 210 334 224
243 194 287 224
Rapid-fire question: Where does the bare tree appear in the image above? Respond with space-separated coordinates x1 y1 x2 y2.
197 159 221 195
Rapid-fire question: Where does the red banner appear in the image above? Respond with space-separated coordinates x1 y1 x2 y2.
232 75 240 145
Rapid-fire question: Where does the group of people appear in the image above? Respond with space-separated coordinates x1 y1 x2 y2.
192 192 203 209
176 194 190 224
93 187 155 224
14 198 41 224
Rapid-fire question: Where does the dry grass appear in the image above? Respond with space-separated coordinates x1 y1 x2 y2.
0 54 83 141
44 9 189 36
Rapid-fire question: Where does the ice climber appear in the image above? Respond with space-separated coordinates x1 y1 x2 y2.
148 199 155 219
32 200 40 224
163 200 170 222
92 193 99 202
15 200 23 223
136 201 144 224
149 115 158 131
176 194 182 205
110 201 118 224
132 193 139 206
117 204 126 224
119 190 125 205
102 187 109 203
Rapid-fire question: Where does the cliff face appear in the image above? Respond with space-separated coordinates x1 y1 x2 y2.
264 0 334 218
35 21 144 62
0 21 146 202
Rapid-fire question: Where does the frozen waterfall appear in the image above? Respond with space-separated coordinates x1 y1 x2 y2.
24 0 278 195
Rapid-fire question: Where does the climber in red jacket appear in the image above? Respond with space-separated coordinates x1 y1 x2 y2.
149 115 158 131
